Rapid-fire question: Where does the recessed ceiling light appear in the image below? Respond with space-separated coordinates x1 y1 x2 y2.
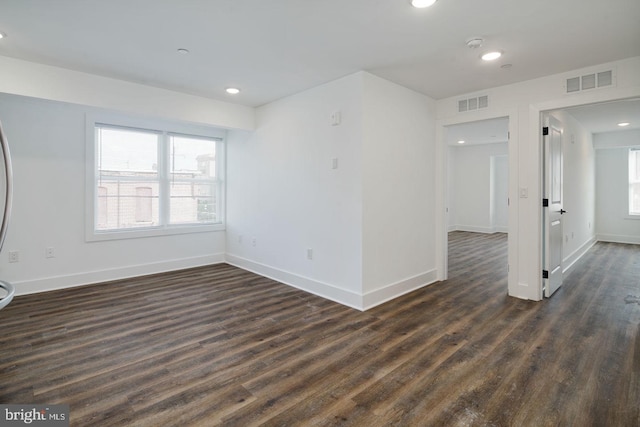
0 32 6 40
177 48 190 54
411 0 437 8
226 87 241 95
458 140 466 144
481 51 502 61
618 122 630 127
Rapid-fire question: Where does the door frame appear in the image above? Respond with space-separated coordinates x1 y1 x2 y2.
435 109 518 292
531 88 640 300
436 87 640 302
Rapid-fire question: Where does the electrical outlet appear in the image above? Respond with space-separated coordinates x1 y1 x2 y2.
238 235 243 244
307 248 313 260
252 237 257 247
8 250 19 263
46 247 55 258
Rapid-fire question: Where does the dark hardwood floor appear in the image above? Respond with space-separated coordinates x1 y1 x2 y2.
1 231 638 426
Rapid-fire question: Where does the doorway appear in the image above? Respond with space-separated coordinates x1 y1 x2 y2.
540 98 640 297
446 117 510 278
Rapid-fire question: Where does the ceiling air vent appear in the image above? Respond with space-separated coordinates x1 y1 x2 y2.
565 69 614 94
458 95 489 113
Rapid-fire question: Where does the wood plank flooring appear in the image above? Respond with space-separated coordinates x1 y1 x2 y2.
0 231 638 426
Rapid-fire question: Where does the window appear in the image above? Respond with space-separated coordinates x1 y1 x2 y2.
87 116 225 240
630 148 640 216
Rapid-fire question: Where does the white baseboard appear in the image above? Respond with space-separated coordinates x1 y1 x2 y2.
362 270 438 310
225 253 363 310
563 237 597 276
450 225 507 234
596 234 640 245
509 284 532 301
13 253 225 296
225 254 438 312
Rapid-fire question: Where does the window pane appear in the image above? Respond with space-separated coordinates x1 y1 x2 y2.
631 183 640 215
135 187 153 223
630 150 640 181
169 182 216 224
631 150 640 215
97 126 159 176
170 135 216 178
97 186 108 228
96 180 160 230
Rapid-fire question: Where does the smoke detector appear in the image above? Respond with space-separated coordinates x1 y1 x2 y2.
466 38 484 49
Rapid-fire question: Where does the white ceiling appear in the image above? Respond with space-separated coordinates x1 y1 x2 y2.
0 0 639 107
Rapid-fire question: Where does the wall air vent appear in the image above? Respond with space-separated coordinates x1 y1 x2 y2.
565 69 614 94
458 95 489 113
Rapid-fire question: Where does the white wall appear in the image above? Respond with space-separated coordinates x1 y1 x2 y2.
361 73 437 308
436 56 640 300
594 129 640 149
491 154 509 231
0 55 254 131
226 72 438 310
449 142 508 233
0 55 255 296
549 110 596 272
226 73 365 308
0 93 227 294
594 129 640 244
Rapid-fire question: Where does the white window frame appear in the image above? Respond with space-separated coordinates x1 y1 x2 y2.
629 148 640 217
85 113 226 241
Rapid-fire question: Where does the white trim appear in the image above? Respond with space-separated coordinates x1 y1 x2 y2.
449 225 507 234
510 283 532 300
12 254 225 296
362 270 438 311
88 223 225 242
225 253 363 310
533 86 640 301
436 109 519 301
596 234 640 245
226 254 439 311
563 237 597 277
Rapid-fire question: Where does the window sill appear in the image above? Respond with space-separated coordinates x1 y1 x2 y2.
86 223 224 242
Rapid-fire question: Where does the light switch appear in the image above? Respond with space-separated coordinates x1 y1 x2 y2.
331 111 341 126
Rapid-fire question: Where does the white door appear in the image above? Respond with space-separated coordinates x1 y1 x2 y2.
543 115 564 297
